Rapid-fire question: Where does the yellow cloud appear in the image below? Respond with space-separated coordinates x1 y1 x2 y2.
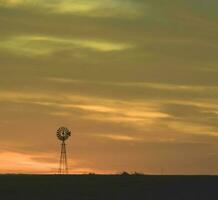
72 39 132 52
0 90 169 129
0 36 55 56
65 104 116 113
0 35 133 56
0 0 25 6
0 0 145 19
2 89 217 137
168 120 218 137
50 0 144 18
52 1 98 13
46 77 218 92
95 134 141 142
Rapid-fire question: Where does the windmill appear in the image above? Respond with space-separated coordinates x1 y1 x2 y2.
56 127 71 174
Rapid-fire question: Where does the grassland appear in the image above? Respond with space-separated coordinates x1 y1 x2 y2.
0 174 218 199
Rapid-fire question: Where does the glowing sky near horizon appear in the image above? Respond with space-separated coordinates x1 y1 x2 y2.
0 0 218 174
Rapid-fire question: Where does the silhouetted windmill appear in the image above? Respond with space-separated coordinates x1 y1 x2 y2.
56 127 71 174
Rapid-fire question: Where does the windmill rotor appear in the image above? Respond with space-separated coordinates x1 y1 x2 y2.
57 127 71 142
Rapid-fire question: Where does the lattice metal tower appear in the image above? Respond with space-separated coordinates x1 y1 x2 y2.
56 127 71 174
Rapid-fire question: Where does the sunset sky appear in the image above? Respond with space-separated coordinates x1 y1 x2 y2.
0 0 218 174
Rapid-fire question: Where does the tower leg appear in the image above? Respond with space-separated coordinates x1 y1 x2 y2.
58 141 68 174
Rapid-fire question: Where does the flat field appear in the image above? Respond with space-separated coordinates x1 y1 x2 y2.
0 175 218 200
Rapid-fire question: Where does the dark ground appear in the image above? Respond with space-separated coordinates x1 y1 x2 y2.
1 175 218 200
